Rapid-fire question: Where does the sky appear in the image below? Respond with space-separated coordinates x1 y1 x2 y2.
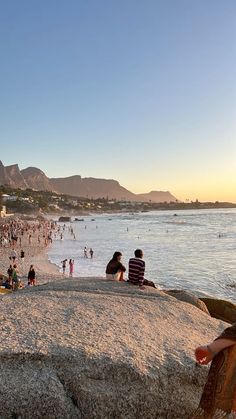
0 0 235 202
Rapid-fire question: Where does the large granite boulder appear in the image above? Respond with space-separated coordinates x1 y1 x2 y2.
200 297 236 324
0 278 226 418
163 289 210 315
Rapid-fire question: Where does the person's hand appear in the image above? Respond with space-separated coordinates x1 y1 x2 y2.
195 346 214 365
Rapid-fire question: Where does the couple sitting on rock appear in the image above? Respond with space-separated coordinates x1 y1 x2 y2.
105 249 156 289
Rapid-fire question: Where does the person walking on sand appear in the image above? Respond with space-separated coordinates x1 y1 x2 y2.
9 249 17 263
20 250 25 263
128 249 156 289
12 264 19 291
28 264 36 286
106 252 126 281
69 259 74 276
84 247 88 258
191 322 236 418
7 264 13 288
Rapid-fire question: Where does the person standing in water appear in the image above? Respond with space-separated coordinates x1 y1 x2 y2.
89 248 94 258
61 259 67 274
69 259 74 276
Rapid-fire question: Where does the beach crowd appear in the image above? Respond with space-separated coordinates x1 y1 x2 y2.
0 217 57 290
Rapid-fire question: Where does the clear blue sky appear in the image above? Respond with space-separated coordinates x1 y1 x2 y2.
0 0 235 201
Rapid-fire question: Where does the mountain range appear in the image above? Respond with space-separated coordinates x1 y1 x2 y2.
0 161 177 203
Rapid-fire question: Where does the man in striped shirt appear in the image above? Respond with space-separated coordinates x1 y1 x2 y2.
128 249 156 289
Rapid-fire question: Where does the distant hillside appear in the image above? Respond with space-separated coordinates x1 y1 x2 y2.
0 160 178 203
136 191 177 203
50 176 136 200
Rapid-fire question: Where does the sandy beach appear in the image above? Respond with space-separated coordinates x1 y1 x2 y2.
0 220 64 286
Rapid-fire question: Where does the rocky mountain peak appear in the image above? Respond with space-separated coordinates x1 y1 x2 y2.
20 167 52 191
0 161 177 202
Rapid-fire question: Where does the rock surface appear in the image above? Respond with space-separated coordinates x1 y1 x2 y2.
164 289 210 315
200 297 236 324
0 278 226 418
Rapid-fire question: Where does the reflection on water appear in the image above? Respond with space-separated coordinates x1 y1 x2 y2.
48 208 236 303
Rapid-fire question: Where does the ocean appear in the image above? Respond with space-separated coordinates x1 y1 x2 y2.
47 208 236 303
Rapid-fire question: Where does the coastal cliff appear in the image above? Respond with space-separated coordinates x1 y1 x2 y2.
0 160 177 202
0 277 226 418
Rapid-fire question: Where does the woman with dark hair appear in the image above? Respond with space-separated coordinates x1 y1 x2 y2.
106 251 126 281
192 322 236 418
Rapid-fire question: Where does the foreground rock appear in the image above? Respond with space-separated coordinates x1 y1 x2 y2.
163 289 210 315
0 278 226 418
200 297 236 324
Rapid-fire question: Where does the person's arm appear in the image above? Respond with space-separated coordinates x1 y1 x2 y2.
195 338 236 365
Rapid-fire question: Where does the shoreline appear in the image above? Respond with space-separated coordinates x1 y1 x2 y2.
45 204 236 219
0 216 235 327
1 215 236 310
7 205 236 223
28 245 64 284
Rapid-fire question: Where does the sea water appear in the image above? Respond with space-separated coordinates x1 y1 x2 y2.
47 208 236 303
